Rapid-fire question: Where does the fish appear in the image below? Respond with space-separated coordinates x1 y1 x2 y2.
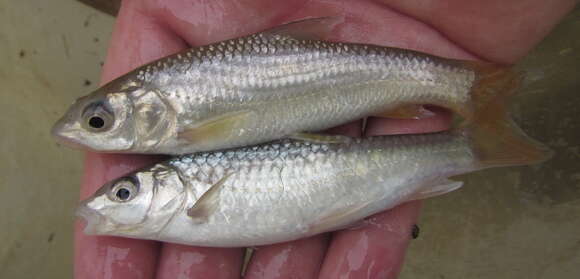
76 94 552 247
52 17 520 155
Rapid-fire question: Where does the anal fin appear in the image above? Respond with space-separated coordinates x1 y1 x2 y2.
407 179 463 201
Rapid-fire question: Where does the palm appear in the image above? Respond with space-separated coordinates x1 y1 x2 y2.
75 0 575 278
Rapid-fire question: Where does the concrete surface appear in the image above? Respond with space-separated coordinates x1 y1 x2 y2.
0 1 578 278
0 1 113 278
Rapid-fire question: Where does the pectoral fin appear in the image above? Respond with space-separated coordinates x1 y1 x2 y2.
373 104 434 119
178 111 254 143
407 179 463 201
289 132 351 144
187 174 232 221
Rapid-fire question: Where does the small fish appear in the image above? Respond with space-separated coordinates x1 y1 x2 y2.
52 17 520 155
76 96 551 247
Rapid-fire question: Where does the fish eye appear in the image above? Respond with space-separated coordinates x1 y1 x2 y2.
82 102 114 132
88 116 105 129
108 177 139 202
116 187 131 200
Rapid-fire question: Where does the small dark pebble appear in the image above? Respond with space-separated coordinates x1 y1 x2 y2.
99 62 104 66
411 224 420 239
93 37 100 43
19 49 25 58
48 233 55 243
84 79 92 86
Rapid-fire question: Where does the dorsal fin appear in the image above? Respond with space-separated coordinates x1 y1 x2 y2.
262 17 343 41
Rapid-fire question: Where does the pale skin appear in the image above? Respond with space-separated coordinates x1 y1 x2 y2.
74 0 576 278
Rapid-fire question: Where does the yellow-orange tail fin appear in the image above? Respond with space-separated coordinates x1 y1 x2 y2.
459 61 523 123
463 83 553 168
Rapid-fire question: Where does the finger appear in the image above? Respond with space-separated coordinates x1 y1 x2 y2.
75 153 164 279
318 202 422 279
244 235 330 279
145 0 310 46
155 244 244 279
145 0 476 60
293 0 477 59
100 0 187 82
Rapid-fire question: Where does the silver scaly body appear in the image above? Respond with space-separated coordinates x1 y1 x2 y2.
137 34 476 153
81 132 476 247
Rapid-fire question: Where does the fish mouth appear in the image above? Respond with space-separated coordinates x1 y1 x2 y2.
51 119 86 149
75 204 105 235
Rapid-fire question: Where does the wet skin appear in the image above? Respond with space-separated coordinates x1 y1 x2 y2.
74 0 576 278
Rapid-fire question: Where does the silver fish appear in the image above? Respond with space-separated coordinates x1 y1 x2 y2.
52 17 519 155
76 98 551 247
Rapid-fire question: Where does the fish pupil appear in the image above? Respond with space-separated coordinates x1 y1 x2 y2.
88 116 105 129
116 188 131 200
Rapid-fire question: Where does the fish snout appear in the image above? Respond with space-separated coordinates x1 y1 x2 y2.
51 117 86 149
75 202 105 235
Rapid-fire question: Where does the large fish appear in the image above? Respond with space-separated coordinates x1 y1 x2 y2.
76 96 551 247
52 17 519 155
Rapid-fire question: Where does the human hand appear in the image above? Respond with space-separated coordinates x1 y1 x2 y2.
74 0 575 278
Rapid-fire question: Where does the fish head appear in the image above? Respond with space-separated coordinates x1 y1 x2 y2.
77 165 187 237
52 87 136 152
76 172 156 235
52 80 177 153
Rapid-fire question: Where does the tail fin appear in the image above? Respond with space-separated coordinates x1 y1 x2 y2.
457 61 523 123
463 79 553 168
